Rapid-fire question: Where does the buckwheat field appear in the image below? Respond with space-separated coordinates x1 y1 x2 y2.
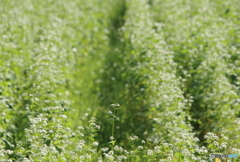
0 0 239 161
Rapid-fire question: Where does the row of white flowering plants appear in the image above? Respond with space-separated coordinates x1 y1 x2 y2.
0 0 239 161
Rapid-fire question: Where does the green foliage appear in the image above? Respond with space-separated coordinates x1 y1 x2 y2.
0 0 240 161
151 0 240 149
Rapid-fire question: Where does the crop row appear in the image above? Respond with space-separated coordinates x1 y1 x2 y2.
151 0 240 149
0 0 111 161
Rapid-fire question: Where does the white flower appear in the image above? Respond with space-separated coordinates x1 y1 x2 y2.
95 125 101 129
6 150 13 155
110 136 114 140
92 142 99 147
213 141 219 146
108 111 113 116
101 147 109 152
72 48 77 52
117 155 127 161
147 150 153 155
97 157 103 162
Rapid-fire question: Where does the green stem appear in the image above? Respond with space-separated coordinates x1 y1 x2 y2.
112 108 115 137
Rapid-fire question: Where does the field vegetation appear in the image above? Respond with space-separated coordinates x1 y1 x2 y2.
0 0 239 161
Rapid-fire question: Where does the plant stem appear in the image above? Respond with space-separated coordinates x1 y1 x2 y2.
112 108 115 137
